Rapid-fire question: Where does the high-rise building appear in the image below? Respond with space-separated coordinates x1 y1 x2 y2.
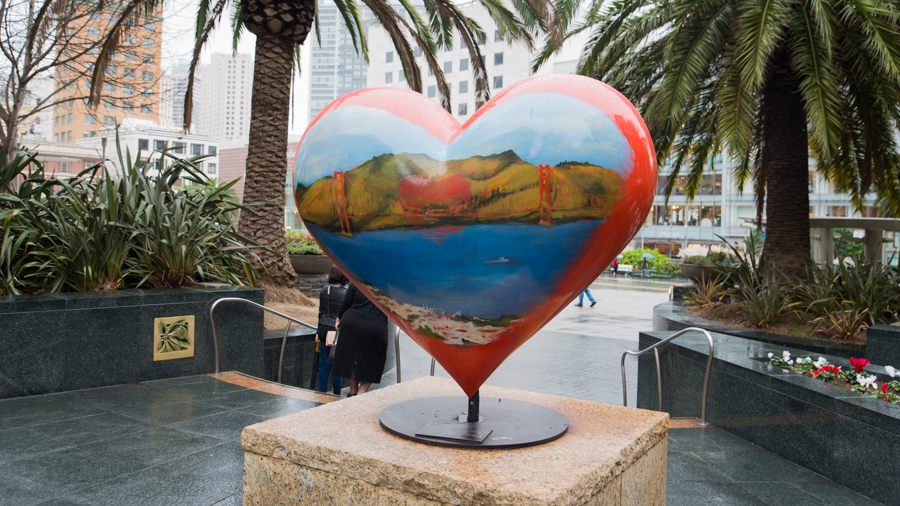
162 61 198 131
197 53 253 142
365 1 562 122
159 73 175 128
307 2 372 122
52 5 164 144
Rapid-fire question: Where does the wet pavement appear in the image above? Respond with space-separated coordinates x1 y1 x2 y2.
0 274 883 505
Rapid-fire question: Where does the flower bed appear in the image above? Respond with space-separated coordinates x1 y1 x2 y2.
768 351 900 404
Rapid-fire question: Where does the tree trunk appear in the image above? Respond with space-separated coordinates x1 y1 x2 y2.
760 47 811 279
239 34 298 288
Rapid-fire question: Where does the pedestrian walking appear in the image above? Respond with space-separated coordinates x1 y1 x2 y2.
574 289 596 307
315 266 348 394
332 282 389 396
612 259 619 277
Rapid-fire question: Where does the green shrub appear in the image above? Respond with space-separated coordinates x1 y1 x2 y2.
0 141 264 294
286 231 324 255
621 248 681 276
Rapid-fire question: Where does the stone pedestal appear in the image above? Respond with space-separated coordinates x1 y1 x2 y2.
241 377 668 505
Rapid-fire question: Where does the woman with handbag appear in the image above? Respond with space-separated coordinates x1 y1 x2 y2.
315 266 348 394
332 282 388 396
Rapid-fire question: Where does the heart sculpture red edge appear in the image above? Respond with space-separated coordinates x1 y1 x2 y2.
293 74 657 397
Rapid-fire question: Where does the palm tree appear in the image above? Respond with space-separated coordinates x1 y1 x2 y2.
537 0 900 278
156 0 559 293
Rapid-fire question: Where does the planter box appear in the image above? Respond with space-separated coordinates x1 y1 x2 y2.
289 254 332 274
0 285 264 400
654 300 864 358
638 330 900 504
678 263 722 285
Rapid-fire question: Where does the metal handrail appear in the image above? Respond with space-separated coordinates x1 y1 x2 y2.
621 327 714 426
209 297 317 383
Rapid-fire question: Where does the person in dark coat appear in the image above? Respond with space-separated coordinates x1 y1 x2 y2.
315 265 348 394
332 282 388 396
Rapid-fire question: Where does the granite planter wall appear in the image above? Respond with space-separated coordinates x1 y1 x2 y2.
638 329 900 504
866 324 900 367
0 285 264 400
654 300 864 358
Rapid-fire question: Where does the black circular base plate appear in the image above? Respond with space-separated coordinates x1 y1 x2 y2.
379 396 568 449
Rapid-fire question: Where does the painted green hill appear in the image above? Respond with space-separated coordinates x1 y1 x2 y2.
295 151 626 233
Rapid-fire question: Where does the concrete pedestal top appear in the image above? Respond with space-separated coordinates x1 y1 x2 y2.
241 376 668 505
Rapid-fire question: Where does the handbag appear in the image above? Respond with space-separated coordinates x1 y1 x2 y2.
325 330 337 347
327 328 339 363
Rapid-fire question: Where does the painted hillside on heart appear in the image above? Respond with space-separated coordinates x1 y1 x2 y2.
294 149 625 234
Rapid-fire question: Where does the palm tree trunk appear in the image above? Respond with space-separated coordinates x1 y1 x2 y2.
761 48 811 279
239 33 297 288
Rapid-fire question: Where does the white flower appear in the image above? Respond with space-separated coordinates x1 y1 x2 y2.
857 375 878 389
783 351 791 361
886 365 896 378
787 359 794 365
768 352 774 359
814 357 827 368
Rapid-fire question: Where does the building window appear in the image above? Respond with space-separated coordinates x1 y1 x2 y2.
475 100 484 110
89 11 100 21
143 21 155 32
142 38 154 49
84 113 97 125
207 163 217 175
138 138 149 150
458 103 468 116
427 85 436 98
385 72 393 84
122 101 134 113
103 81 116 93
208 146 217 155
106 65 117 77
124 51 136 62
123 68 135 79
444 61 452 73
142 54 153 64
140 104 152 115
86 27 100 39
102 116 116 126
477 34 486 45
84 78 92 89
414 47 422 57
172 142 185 154
140 87 152 98
459 58 468 71
386 51 393 63
155 140 166 150
142 71 153 82
68 113 73 124
494 30 503 42
494 52 503 65
459 81 468 93
191 144 203 155
102 99 116 110
493 76 503 88
83 131 96 138
67 131 72 142
399 70 405 82
123 85 135 96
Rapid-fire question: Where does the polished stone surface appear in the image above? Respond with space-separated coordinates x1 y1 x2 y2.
640 326 900 504
242 376 669 505
0 287 265 400
866 324 900 368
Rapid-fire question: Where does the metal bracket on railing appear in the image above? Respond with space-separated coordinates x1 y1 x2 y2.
394 324 402 383
209 297 317 384
621 327 714 426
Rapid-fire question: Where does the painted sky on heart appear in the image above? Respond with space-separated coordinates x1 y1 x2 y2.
294 92 635 186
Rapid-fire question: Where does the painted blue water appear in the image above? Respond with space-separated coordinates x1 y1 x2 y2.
307 221 602 319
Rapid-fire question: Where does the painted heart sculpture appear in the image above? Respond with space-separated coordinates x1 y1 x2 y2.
293 75 656 397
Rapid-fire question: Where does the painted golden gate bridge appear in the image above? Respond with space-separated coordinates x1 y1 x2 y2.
329 164 602 236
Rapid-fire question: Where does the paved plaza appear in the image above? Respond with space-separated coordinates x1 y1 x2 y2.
0 275 883 505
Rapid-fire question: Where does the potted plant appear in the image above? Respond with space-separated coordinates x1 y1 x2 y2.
287 231 332 274
678 245 729 285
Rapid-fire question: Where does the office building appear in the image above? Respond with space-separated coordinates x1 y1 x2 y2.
52 4 164 144
307 2 373 122
196 53 253 142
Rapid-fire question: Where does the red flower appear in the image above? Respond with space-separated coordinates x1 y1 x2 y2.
849 357 870 373
812 369 821 376
883 384 890 393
